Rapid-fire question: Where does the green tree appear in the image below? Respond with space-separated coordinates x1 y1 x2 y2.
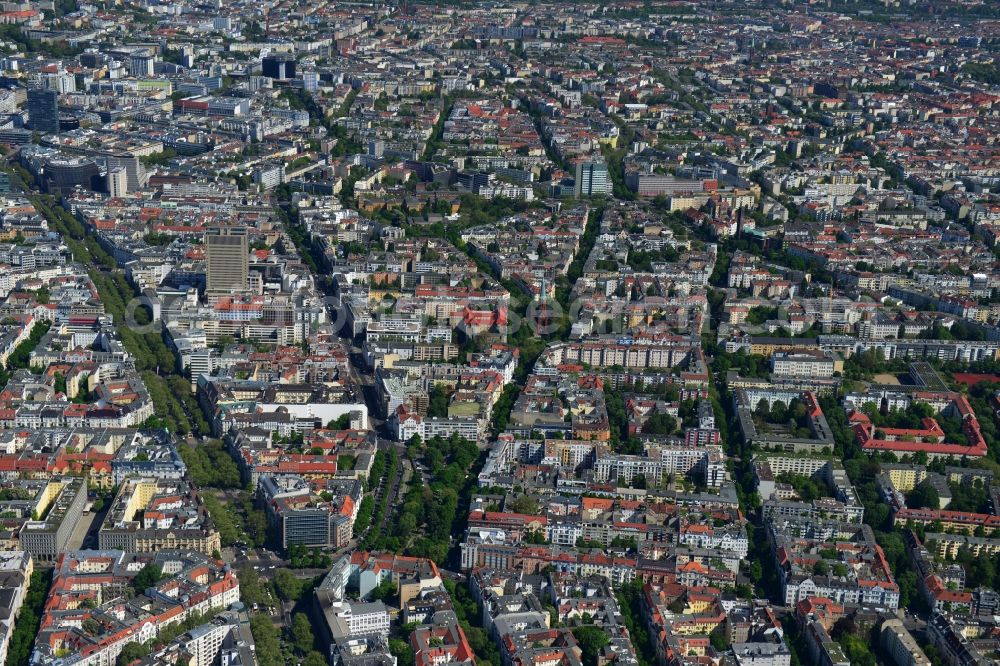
273 568 304 602
4 569 50 666
709 625 730 651
572 626 610 666
250 614 283 666
132 563 162 594
303 653 328 666
390 638 415 666
907 483 941 510
354 495 375 532
327 413 352 430
428 383 450 417
177 439 242 488
237 568 271 606
643 412 677 435
116 642 149 666
370 577 397 602
291 612 314 654
509 495 540 515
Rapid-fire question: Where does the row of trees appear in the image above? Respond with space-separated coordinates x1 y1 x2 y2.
201 493 242 547
603 388 631 450
367 434 479 563
286 545 332 570
360 449 397 548
198 490 267 549
367 450 388 492
5 569 51 666
0 321 51 383
353 495 376 533
242 570 325 666
236 567 274 607
249 614 283 666
36 196 208 434
614 579 657 666
489 385 519 436
178 439 243 489
279 205 321 273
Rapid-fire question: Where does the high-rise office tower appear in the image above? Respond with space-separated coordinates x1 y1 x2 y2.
205 226 249 294
129 50 155 77
43 72 76 94
107 167 128 198
27 88 60 135
262 54 296 80
574 160 612 197
302 70 319 92
104 155 148 192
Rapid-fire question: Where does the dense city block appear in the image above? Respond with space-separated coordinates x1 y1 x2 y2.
1 1 1000 666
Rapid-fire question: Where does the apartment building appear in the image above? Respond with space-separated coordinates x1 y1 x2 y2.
771 350 839 379
33 551 240 666
881 619 931 666
98 478 220 555
17 476 87 562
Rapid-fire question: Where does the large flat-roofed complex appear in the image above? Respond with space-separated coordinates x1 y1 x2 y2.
16 477 87 562
98 478 220 555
